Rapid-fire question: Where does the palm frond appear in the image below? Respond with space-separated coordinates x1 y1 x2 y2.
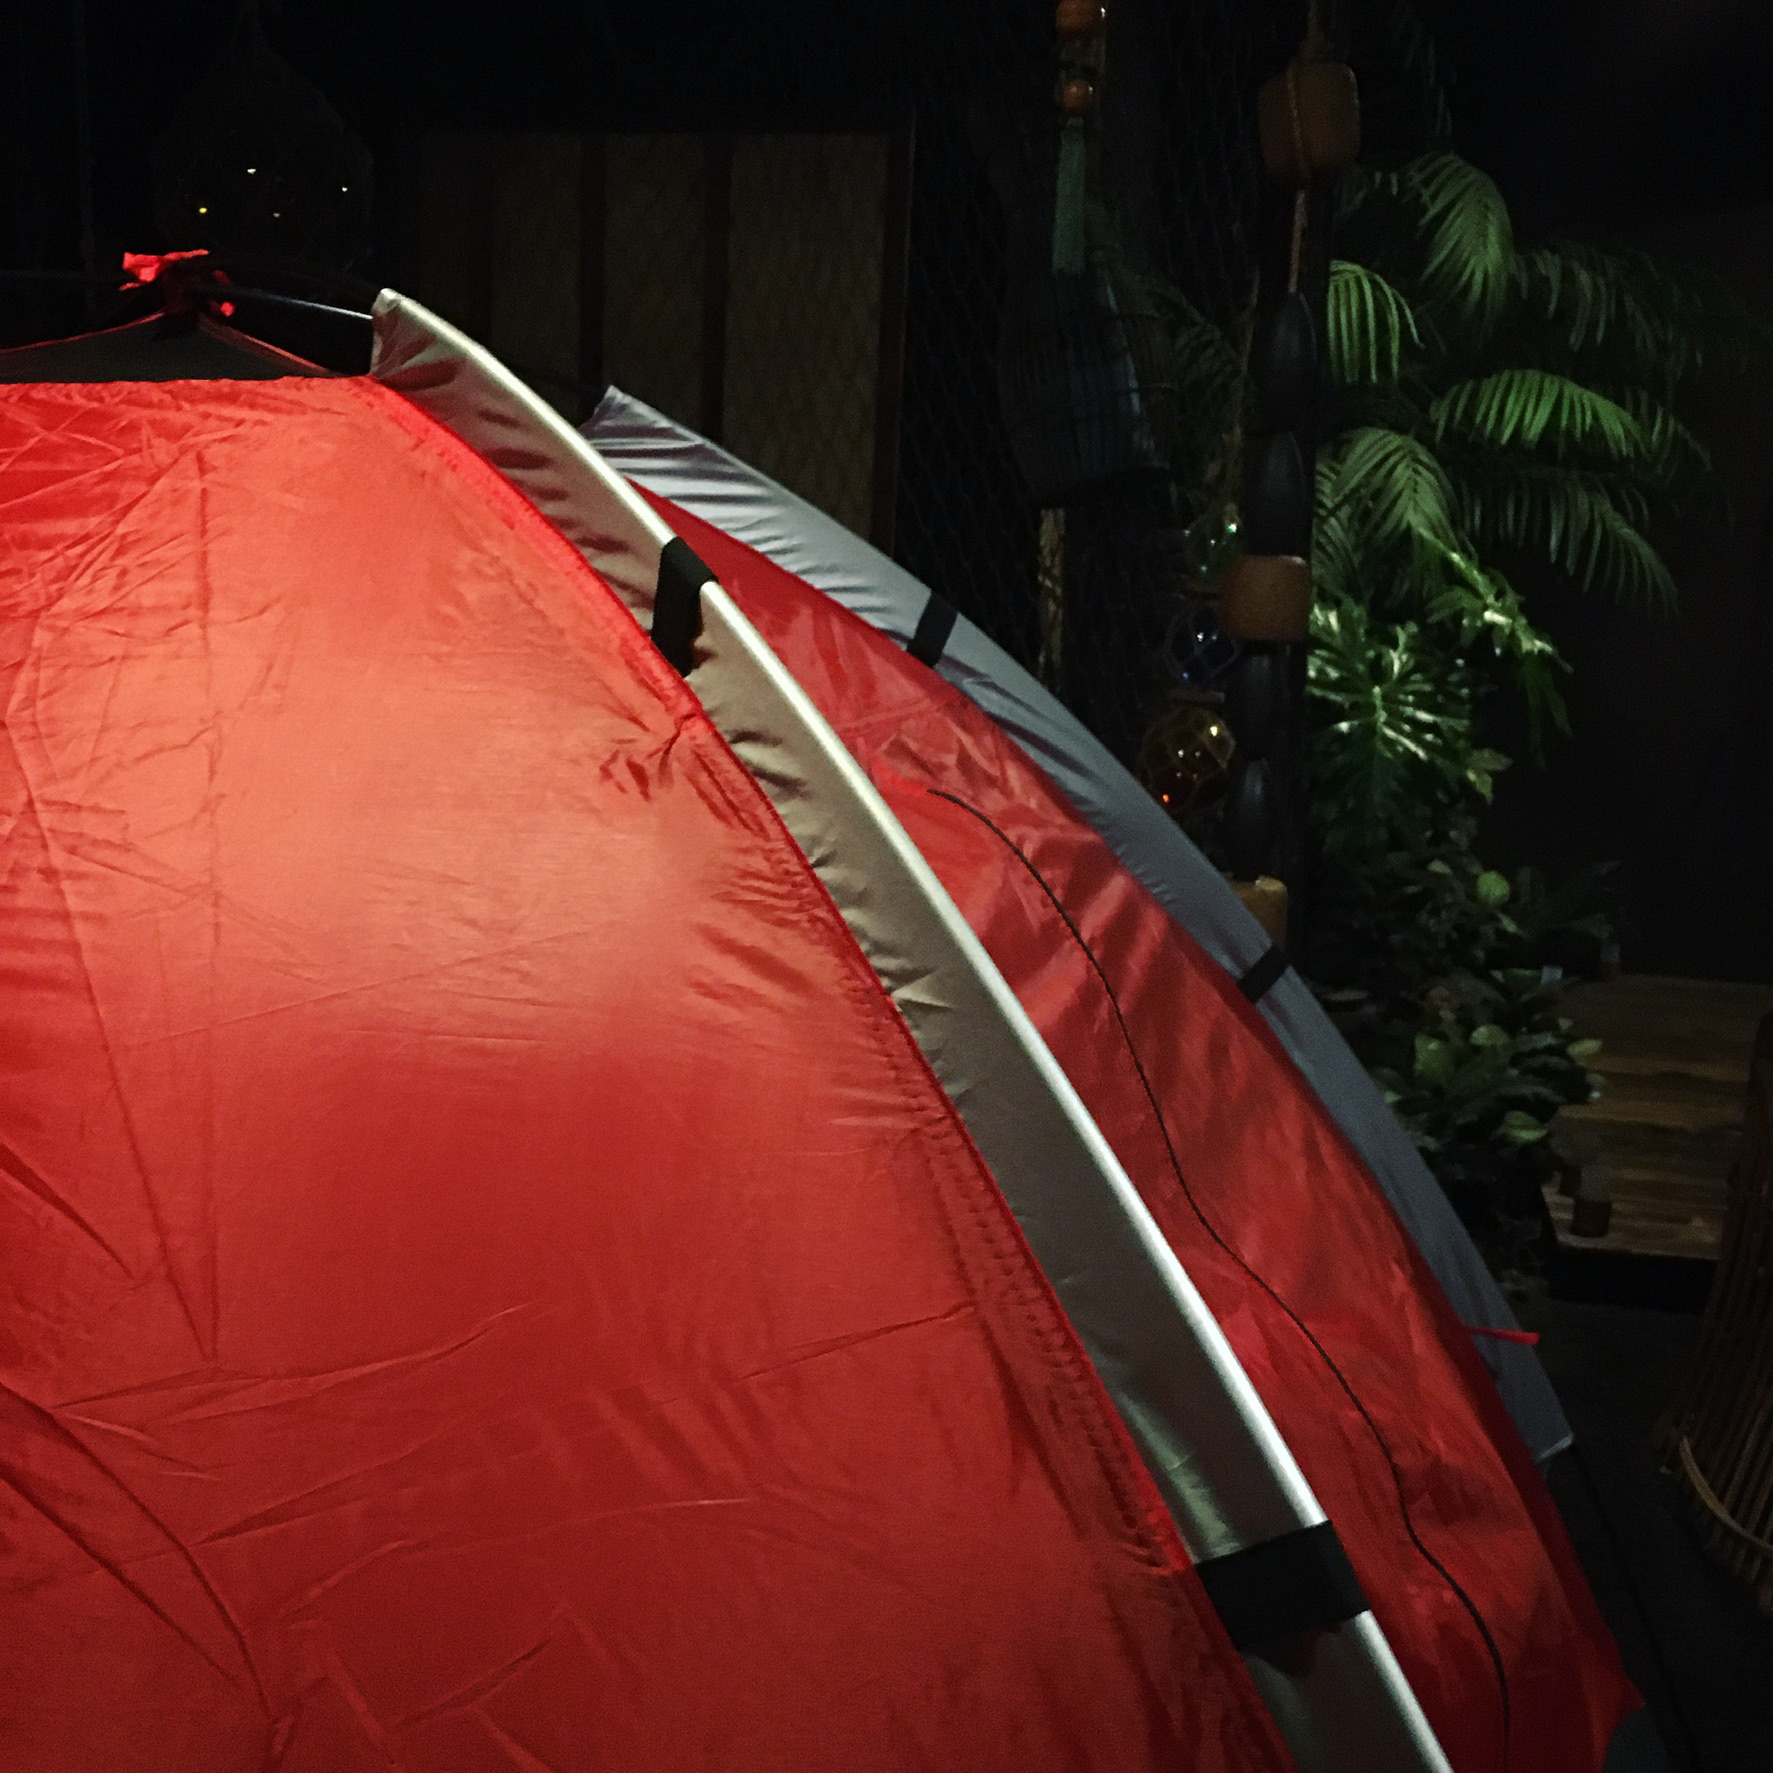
1399 154 1516 333
1143 279 1242 414
1327 261 1421 386
1431 370 1648 462
1617 387 1713 494
1139 275 1247 502
1608 478 1653 530
1326 367 1435 442
1313 492 1365 607
1568 498 1677 608
1518 245 1616 354
1517 243 1687 369
1318 426 1462 563
1454 459 1679 607
1520 241 1773 394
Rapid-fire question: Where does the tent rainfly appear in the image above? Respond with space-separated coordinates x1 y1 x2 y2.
0 295 1664 1773
585 387 1574 1475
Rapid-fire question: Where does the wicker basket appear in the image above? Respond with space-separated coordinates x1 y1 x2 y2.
1660 1010 1773 1615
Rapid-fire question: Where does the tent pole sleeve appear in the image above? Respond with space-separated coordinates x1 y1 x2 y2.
694 577 1450 1773
367 288 1451 1773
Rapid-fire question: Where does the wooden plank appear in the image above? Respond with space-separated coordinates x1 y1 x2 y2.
1543 975 1773 1261
602 135 706 434
870 119 914 554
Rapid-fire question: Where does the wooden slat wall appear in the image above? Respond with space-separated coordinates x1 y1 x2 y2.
397 129 904 540
723 135 886 540
602 134 705 435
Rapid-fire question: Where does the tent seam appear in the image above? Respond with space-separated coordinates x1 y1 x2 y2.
348 380 1209 1624
925 785 1514 1765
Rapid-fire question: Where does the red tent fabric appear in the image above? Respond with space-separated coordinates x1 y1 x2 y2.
0 375 1295 1772
644 490 1642 1773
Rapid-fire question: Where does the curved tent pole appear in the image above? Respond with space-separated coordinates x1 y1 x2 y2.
582 387 1575 1471
368 289 1452 1773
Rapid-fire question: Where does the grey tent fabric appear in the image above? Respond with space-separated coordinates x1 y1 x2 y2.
586 386 1573 1465
1603 1708 1678 1773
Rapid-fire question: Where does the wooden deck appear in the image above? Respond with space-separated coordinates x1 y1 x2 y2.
1546 975 1773 1260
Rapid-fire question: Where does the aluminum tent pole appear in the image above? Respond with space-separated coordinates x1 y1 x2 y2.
368 290 1452 1773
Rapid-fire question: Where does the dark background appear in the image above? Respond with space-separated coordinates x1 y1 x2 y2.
11 3 1763 278
1423 0 1773 236
1418 1 1773 983
5 0 1772 979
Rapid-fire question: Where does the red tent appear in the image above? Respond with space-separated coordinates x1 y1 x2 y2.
638 487 1640 1773
0 297 1654 1772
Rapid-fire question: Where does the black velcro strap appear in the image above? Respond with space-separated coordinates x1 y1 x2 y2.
653 538 709 676
906 592 958 667
1237 943 1291 1004
1194 1523 1368 1652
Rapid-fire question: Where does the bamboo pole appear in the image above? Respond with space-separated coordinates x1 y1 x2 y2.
1660 1011 1773 1612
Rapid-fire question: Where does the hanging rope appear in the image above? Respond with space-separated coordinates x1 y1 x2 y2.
1285 0 1327 292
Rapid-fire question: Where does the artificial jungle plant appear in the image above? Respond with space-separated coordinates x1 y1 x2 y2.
1159 5 1765 1278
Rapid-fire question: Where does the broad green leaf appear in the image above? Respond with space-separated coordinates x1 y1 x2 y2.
1499 1109 1549 1144
1400 153 1517 333
1423 567 1572 745
1475 871 1512 908
1415 1034 1457 1086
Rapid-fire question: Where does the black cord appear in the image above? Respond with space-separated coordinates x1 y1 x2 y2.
0 269 372 328
926 786 1516 1764
1568 1442 1707 1773
0 270 601 417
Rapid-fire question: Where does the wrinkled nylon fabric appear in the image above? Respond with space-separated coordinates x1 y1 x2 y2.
584 387 1570 1467
647 492 1642 1773
0 378 1296 1773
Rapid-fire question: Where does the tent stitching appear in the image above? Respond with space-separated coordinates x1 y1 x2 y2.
591 407 1571 1475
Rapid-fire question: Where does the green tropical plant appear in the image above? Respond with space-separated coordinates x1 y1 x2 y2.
1299 157 1753 1273
1147 5 1765 1278
1305 829 1618 1276
1317 157 1744 658
1370 965 1604 1276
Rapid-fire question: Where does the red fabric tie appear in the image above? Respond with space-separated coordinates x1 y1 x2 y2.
1466 1325 1543 1346
120 248 235 317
